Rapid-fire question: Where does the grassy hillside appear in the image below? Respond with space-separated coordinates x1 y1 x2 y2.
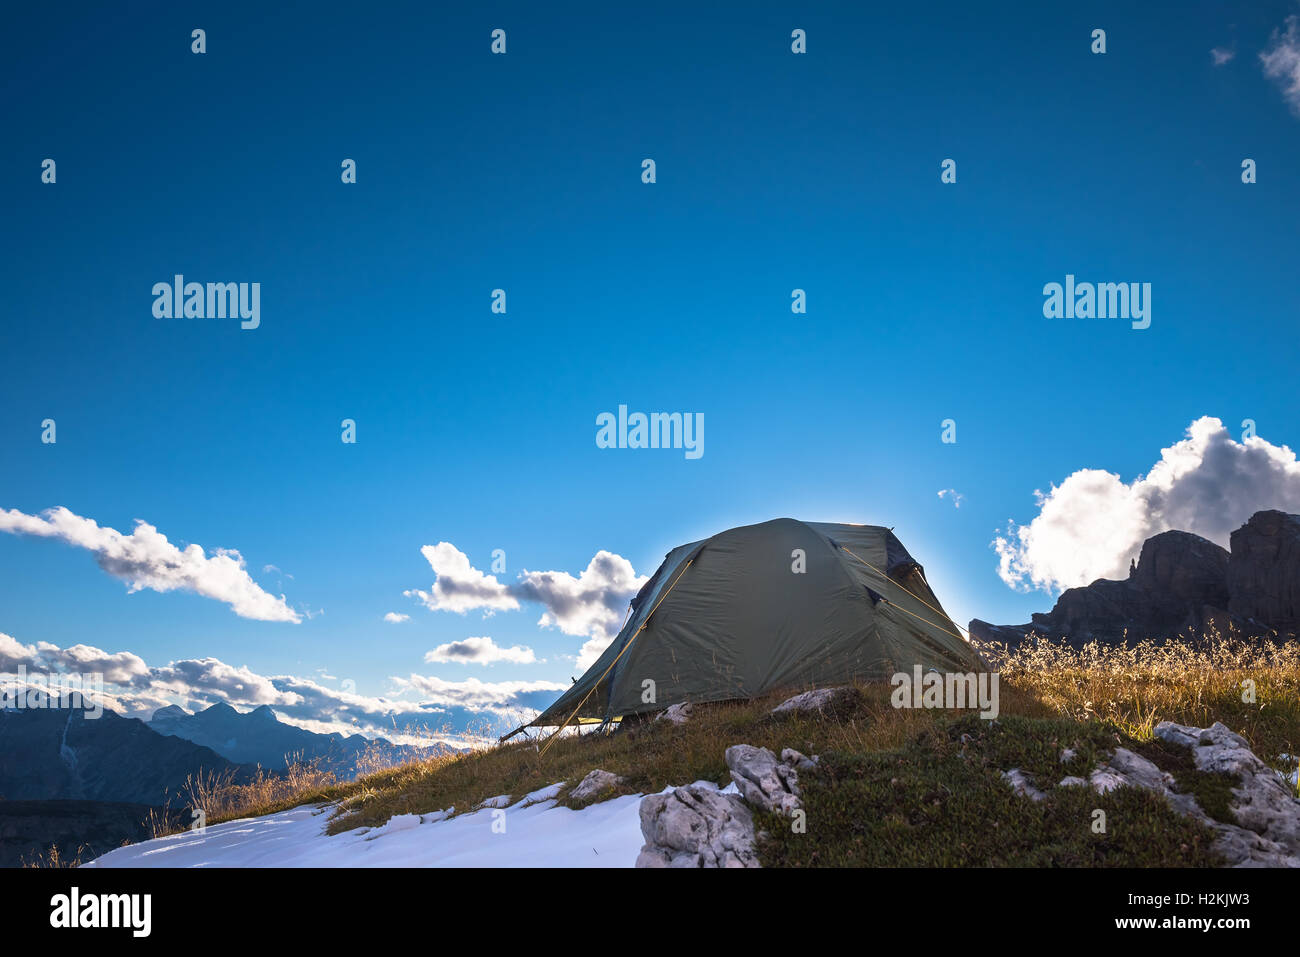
143 633 1300 867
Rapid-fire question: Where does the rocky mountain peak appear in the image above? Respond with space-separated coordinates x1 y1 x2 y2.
972 509 1300 647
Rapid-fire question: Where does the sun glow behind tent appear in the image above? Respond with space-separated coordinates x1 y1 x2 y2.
518 519 983 735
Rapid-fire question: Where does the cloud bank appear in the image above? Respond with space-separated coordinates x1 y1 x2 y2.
0 506 299 622
0 631 563 746
993 417 1300 594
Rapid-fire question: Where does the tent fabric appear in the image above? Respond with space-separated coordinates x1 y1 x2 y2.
527 518 983 728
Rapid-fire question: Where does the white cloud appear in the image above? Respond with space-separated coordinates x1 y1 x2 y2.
0 506 299 622
993 417 1300 594
404 543 519 615
1261 15 1300 114
1211 47 1235 66
403 543 648 667
938 488 964 508
383 612 410 623
514 551 646 647
424 636 536 666
35 642 150 685
575 636 611 672
149 656 290 706
1 631 170 708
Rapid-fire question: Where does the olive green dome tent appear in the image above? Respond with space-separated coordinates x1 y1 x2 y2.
514 518 982 738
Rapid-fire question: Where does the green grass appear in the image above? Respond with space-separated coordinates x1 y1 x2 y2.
1132 735 1240 825
758 716 1224 867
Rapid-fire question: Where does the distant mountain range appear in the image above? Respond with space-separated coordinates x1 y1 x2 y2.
0 703 252 805
148 702 448 778
0 698 451 866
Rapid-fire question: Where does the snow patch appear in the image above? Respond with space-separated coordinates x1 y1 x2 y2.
83 784 648 868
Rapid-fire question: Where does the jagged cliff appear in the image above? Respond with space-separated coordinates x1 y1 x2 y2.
972 510 1300 647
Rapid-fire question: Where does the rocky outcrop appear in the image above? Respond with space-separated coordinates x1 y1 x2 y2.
568 769 624 803
1002 721 1300 867
1154 721 1299 864
655 702 694 726
1228 510 1300 635
1029 577 1148 644
972 512 1299 647
724 744 815 816
1001 768 1046 801
1087 747 1175 795
1131 531 1232 617
770 686 859 717
636 743 821 867
635 784 759 868
968 620 1034 647
1035 531 1229 644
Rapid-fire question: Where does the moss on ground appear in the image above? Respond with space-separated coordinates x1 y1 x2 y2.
757 716 1225 867
1131 735 1239 826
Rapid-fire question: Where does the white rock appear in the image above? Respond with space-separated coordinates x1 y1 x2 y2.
1156 721 1299 850
569 769 625 803
1142 722 1300 866
635 784 759 868
781 748 819 773
770 687 856 716
1002 769 1046 801
655 702 695 725
726 744 804 816
1003 721 1300 867
1104 748 1175 792
1088 768 1129 795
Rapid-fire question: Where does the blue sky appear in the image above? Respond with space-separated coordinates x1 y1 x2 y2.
4 2 1300 742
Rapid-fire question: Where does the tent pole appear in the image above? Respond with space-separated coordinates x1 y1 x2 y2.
498 724 528 743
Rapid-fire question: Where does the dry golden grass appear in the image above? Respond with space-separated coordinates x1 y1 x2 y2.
185 755 337 819
139 731 474 840
21 842 89 868
978 631 1300 761
139 754 345 840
